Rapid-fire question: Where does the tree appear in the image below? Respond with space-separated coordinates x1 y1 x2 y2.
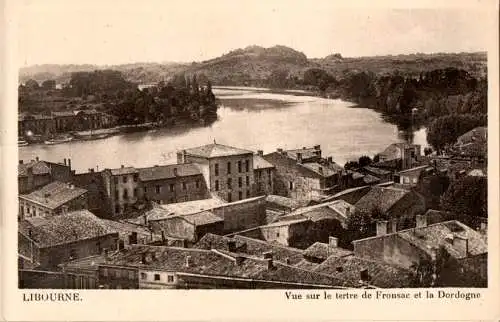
24 79 40 90
424 147 433 156
416 173 450 209
344 161 359 171
358 155 372 167
440 175 487 228
41 79 56 90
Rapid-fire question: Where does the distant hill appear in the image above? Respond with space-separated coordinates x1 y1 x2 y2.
19 46 487 86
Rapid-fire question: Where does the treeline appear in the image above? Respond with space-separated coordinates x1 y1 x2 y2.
19 70 219 126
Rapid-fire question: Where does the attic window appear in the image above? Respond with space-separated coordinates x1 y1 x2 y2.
360 269 370 282
336 266 343 272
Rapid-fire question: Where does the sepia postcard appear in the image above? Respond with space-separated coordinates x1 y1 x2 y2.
1 0 499 321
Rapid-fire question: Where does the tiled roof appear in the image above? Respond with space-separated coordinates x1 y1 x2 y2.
263 217 309 228
284 199 355 222
262 152 321 179
397 165 432 175
181 211 223 226
182 143 253 158
265 195 302 210
18 160 52 177
109 167 138 176
19 210 118 248
253 155 274 169
138 163 202 181
158 198 225 217
354 186 409 214
285 147 321 161
362 166 392 176
422 209 456 226
52 111 77 117
457 127 487 144
314 255 412 288
99 219 158 240
301 162 342 177
351 171 365 180
362 174 381 184
397 220 487 259
19 181 87 209
303 242 353 261
194 233 305 265
293 259 321 271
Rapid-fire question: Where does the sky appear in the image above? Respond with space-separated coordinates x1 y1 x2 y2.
16 0 495 66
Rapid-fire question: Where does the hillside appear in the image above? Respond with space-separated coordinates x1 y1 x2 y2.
19 46 487 87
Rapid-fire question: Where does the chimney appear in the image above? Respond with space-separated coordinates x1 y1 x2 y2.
19 160 23 165
345 206 352 217
64 158 67 166
90 168 94 173
266 258 274 270
296 152 303 164
327 156 333 164
182 150 187 163
416 214 427 228
318 166 323 175
143 214 148 226
277 148 283 154
314 145 321 150
68 158 72 169
257 150 263 156
328 236 338 248
389 218 398 234
227 240 236 252
263 251 273 260
121 164 125 169
161 231 166 242
480 221 487 232
453 235 469 258
185 255 192 268
35 156 39 161
376 220 388 236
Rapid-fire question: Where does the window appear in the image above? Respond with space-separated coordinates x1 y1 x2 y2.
412 177 418 184
238 177 243 188
404 177 410 184
140 272 147 280
245 160 250 172
215 180 219 191
128 271 135 280
238 191 243 200
143 187 148 194
169 184 174 192
258 171 262 178
227 192 232 202
122 176 127 183
246 190 250 198
156 185 161 194
123 189 128 199
115 205 120 214
276 232 280 237
246 176 250 186
133 188 138 197
69 248 77 260
133 174 138 182
182 182 187 190
227 162 231 174
227 178 232 189
167 275 174 283
96 241 102 253
26 207 30 214
196 180 200 188
289 181 294 190
214 163 219 176
102 268 108 277
114 177 118 185
154 273 161 281
238 161 242 173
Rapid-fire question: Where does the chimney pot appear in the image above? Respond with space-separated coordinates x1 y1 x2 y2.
121 165 124 168
35 156 39 161
266 258 274 270
329 236 338 248
19 160 24 164
376 220 388 236
185 255 192 267
68 158 72 169
257 150 263 156
296 152 303 164
277 148 283 153
416 214 427 228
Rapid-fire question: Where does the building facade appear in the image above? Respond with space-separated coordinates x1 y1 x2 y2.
102 166 140 218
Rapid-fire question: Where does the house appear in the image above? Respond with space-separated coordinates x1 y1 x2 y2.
18 210 120 269
353 186 426 230
71 169 108 217
94 245 347 289
352 220 487 286
394 165 434 186
18 157 74 194
101 165 140 218
302 237 353 264
360 166 392 181
137 163 209 204
262 146 350 203
177 143 256 202
18 181 88 219
378 142 421 170
264 194 303 224
18 114 56 137
319 185 372 205
253 150 275 196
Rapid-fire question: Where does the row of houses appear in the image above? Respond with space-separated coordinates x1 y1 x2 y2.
18 109 117 137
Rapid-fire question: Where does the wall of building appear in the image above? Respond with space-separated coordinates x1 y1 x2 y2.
98 265 139 289
139 175 209 205
387 192 426 228
254 168 275 195
102 170 140 217
353 234 429 269
137 269 178 289
212 196 266 233
260 225 291 246
38 234 119 269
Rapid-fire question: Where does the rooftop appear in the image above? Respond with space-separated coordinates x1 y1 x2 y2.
301 162 343 177
138 163 202 181
181 143 254 159
180 211 224 226
362 166 392 176
354 186 409 214
314 254 412 288
18 159 68 177
159 198 226 217
284 146 321 161
303 242 353 261
397 165 433 175
253 155 275 169
19 181 87 209
265 195 303 210
457 127 487 144
109 166 138 176
19 210 118 248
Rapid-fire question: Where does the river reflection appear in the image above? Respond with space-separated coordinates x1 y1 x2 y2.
19 87 428 173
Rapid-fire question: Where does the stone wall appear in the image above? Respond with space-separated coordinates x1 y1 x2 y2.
212 196 266 233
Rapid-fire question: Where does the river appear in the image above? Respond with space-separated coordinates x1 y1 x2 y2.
19 87 428 173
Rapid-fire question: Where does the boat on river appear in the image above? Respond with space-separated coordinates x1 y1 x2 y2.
44 136 73 145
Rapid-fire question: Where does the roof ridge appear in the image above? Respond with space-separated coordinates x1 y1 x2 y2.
234 235 305 253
